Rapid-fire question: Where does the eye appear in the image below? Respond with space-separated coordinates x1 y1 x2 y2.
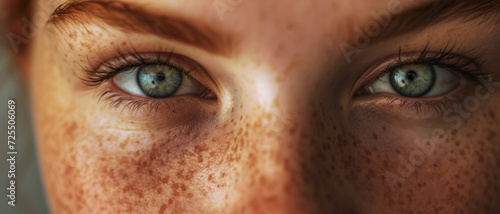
113 64 204 98
365 64 461 97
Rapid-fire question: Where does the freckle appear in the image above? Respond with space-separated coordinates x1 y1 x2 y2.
383 159 389 167
181 184 187 192
478 155 484 163
158 204 167 214
490 110 496 119
156 187 162 194
487 131 497 141
171 182 179 190
179 159 186 166
459 149 465 156
65 122 78 140
478 140 485 147
372 133 378 140
451 130 458 136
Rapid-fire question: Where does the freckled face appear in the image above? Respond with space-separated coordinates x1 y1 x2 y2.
29 0 500 213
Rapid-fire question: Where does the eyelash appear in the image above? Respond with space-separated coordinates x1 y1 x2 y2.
374 43 488 82
81 49 193 86
81 48 206 112
358 43 492 115
81 44 492 115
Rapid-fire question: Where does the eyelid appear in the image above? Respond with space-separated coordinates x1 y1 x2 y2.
353 49 484 97
366 65 461 97
84 54 219 119
350 45 495 118
81 50 218 94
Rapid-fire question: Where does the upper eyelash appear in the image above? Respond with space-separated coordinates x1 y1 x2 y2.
80 48 210 112
80 48 193 87
357 42 494 115
375 42 490 83
84 43 492 115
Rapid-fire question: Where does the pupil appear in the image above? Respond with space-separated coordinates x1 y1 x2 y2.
407 71 418 81
156 72 166 82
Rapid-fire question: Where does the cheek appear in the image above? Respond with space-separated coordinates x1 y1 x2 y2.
346 105 500 212
37 115 228 213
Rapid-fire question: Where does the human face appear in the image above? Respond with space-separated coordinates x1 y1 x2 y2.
28 0 500 213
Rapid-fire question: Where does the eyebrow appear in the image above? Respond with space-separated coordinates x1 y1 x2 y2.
48 0 234 57
343 0 500 45
48 0 499 56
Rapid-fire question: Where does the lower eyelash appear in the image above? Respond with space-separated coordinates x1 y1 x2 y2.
378 80 481 118
356 43 493 118
386 97 459 115
98 90 187 113
80 47 215 111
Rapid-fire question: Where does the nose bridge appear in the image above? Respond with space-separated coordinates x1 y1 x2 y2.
221 55 354 212
225 96 328 213
225 78 368 213
229 111 303 214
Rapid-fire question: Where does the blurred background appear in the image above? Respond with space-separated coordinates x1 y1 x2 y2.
0 1 49 213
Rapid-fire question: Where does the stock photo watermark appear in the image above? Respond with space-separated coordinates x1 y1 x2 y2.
213 0 244 21
339 0 413 63
384 75 500 192
6 99 17 206
6 1 57 54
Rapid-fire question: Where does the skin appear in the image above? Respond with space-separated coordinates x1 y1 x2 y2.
6 0 500 213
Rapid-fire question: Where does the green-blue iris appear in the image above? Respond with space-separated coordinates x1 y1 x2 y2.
389 64 436 97
137 65 183 98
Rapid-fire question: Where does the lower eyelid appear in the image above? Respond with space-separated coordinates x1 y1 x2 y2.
96 85 218 121
352 94 457 121
351 75 476 120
